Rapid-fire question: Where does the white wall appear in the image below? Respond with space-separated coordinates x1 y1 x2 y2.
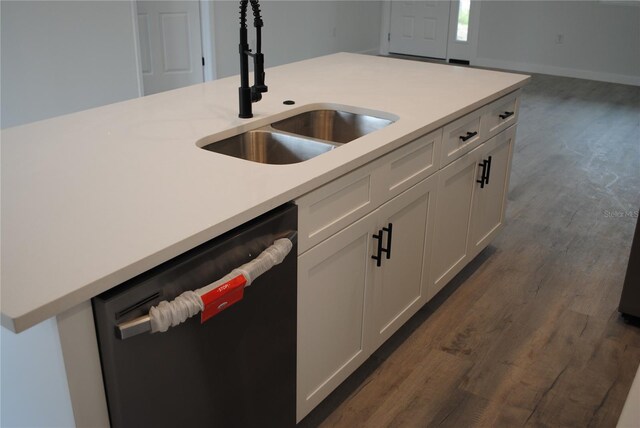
475 1 640 85
0 1 144 425
1 320 75 428
1 1 142 128
212 1 383 78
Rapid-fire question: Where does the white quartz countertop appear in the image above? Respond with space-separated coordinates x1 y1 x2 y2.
1 53 529 332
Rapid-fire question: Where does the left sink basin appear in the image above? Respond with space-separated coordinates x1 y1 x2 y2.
200 130 336 165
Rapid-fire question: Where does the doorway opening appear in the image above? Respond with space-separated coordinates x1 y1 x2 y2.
134 0 214 96
387 0 477 63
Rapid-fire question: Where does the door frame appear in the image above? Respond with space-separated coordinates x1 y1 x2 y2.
129 0 144 97
380 0 480 64
199 0 217 82
446 0 481 63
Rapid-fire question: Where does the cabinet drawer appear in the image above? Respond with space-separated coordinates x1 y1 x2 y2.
481 90 520 139
297 166 376 254
376 128 442 201
440 108 482 167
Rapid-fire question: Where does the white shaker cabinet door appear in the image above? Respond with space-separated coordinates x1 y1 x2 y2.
371 174 437 349
297 210 376 422
428 146 481 300
468 126 516 258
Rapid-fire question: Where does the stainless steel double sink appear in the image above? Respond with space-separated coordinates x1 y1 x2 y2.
198 109 395 165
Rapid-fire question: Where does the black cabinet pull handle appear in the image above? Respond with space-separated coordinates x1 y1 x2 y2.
476 156 493 188
381 223 393 260
477 160 488 188
371 230 383 267
459 131 478 142
499 111 514 120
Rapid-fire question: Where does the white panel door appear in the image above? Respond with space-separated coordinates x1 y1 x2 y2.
137 1 203 95
389 1 451 59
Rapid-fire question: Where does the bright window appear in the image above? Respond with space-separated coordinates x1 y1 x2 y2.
456 0 471 42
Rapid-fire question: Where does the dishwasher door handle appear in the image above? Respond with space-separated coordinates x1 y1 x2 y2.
117 316 152 340
116 233 295 340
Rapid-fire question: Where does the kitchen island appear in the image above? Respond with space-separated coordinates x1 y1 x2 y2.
1 53 529 426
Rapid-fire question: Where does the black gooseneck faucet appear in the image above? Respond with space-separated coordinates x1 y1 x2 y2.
239 0 267 118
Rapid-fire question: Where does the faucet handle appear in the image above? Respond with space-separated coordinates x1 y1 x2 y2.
254 84 268 94
250 87 263 102
254 79 268 93
253 52 268 93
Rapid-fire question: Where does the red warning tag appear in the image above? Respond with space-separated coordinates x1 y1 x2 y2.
200 275 247 323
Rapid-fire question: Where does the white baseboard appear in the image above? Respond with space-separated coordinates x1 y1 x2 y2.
474 57 640 86
356 47 381 56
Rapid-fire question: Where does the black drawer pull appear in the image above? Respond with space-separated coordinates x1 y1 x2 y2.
372 230 384 267
499 111 514 120
381 223 393 260
460 131 478 142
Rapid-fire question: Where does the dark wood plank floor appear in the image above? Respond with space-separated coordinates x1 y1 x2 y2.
299 73 640 428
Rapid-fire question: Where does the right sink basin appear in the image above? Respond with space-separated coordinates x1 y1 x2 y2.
271 110 394 144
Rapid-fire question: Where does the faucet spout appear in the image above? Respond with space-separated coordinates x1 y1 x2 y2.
238 0 268 119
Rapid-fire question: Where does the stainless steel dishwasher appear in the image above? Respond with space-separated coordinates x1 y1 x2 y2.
93 203 297 428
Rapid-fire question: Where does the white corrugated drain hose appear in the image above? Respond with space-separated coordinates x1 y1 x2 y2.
149 237 293 333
